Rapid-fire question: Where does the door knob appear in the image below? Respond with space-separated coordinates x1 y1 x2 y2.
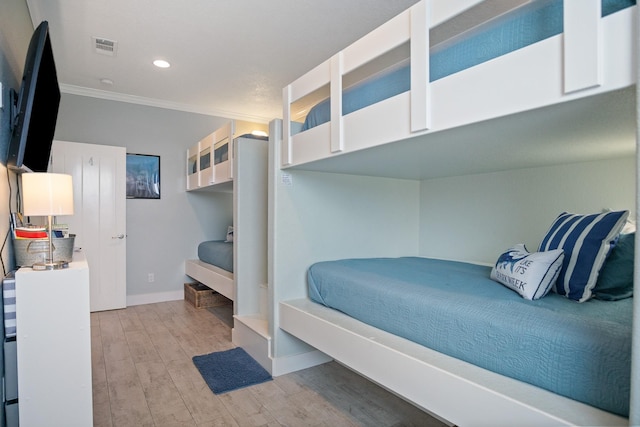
112 234 125 239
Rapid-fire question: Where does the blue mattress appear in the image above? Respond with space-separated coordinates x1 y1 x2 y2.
307 257 631 416
301 0 635 131
198 240 233 273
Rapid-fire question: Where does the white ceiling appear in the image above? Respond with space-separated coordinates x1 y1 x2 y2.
24 0 528 123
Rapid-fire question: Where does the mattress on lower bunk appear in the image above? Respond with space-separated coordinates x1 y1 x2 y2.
307 257 631 416
300 0 635 131
197 240 233 273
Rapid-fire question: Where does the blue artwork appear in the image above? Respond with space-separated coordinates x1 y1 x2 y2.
126 154 160 199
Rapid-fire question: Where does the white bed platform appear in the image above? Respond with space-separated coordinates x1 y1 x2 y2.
280 298 627 427
184 259 234 301
282 0 636 174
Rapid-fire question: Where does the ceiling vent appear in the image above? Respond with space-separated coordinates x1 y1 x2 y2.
92 37 118 56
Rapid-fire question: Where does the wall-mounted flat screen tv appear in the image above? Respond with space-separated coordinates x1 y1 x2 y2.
7 21 60 173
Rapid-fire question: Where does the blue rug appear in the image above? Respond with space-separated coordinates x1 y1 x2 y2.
193 347 272 394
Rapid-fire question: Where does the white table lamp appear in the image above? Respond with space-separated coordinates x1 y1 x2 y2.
22 173 74 270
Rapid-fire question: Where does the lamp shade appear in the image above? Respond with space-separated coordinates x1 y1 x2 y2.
22 173 74 216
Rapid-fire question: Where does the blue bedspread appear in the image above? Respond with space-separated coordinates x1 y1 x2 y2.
301 0 635 131
307 257 631 416
198 240 233 273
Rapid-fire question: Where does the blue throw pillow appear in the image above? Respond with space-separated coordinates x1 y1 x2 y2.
593 232 634 301
538 211 628 302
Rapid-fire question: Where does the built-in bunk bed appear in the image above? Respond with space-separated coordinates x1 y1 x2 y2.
185 121 237 301
269 0 638 426
184 120 272 371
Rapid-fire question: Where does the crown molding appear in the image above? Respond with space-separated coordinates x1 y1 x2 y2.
59 84 270 124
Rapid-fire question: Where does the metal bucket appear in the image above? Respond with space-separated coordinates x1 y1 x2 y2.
13 234 76 267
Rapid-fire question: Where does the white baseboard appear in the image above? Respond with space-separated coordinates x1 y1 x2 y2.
126 290 184 307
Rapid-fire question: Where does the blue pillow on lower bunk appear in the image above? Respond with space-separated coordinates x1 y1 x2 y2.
490 244 564 300
538 210 629 302
593 232 634 301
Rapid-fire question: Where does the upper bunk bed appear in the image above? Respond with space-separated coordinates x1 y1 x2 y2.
187 120 269 192
281 0 637 179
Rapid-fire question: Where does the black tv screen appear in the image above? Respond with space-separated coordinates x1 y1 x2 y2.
7 21 60 172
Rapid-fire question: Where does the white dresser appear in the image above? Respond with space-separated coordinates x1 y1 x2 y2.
15 252 92 426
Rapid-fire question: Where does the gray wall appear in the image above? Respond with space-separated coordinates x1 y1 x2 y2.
55 94 235 303
0 3 33 424
0 0 34 273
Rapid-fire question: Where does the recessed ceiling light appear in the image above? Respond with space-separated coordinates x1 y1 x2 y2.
153 59 171 68
99 78 114 86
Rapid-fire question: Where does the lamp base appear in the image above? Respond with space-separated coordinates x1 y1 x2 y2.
31 260 69 271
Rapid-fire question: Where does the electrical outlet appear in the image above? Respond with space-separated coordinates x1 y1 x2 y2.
148 273 155 283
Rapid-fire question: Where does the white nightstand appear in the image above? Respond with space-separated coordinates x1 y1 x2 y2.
15 251 92 426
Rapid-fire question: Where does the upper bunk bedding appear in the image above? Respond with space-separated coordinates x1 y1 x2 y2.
307 256 631 417
198 240 233 273
300 0 635 131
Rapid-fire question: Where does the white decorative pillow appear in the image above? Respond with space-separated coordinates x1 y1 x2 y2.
490 244 564 300
225 226 234 243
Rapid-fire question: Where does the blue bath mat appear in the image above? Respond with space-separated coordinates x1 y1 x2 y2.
193 347 272 394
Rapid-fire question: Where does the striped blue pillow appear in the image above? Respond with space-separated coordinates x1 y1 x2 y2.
538 211 629 302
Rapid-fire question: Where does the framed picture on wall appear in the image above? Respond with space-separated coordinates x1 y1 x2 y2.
126 154 160 199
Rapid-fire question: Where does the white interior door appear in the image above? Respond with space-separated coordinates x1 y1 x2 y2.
50 140 127 312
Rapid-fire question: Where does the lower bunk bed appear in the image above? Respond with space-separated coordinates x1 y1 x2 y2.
184 240 234 301
279 256 631 426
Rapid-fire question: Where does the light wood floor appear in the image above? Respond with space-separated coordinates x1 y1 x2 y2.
91 300 449 427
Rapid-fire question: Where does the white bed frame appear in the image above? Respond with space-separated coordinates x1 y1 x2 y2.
280 299 627 427
187 120 269 191
185 121 236 301
268 0 638 425
184 136 268 308
282 0 636 172
184 259 234 301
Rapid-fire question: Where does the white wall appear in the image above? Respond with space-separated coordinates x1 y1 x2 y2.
270 166 421 358
54 94 234 304
419 157 636 265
